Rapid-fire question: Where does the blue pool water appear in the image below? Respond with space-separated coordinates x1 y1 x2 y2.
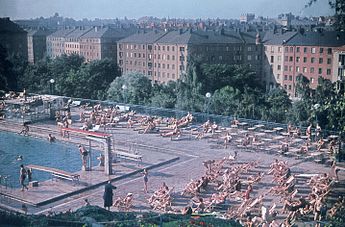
0 131 98 188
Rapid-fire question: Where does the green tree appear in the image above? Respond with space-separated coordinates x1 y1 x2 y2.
150 81 177 108
210 86 240 116
0 45 19 91
263 88 292 123
107 72 152 104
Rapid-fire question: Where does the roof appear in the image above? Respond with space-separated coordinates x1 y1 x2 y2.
286 31 345 47
81 27 137 39
122 29 257 45
26 28 54 37
117 30 167 44
0 17 26 33
65 28 92 38
262 31 297 45
48 28 75 38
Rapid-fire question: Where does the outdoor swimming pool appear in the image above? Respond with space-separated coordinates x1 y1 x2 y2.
0 131 98 188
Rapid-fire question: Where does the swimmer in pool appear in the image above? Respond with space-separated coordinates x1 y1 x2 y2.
16 155 23 161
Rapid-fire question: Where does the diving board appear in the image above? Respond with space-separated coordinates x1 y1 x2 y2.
27 164 80 183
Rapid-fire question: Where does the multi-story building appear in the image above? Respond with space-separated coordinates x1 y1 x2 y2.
47 27 135 62
117 30 167 76
117 29 263 84
263 30 345 97
64 27 92 56
80 27 135 62
26 28 53 63
0 17 28 58
332 45 345 89
46 28 75 58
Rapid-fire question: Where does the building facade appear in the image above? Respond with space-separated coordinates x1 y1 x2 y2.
117 29 263 84
0 17 28 59
27 28 53 63
263 31 345 97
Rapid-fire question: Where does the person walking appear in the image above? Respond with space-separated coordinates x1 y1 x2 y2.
103 181 116 210
142 168 149 193
19 164 28 191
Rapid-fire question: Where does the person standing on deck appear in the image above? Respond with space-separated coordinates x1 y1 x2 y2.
103 181 116 210
19 164 28 191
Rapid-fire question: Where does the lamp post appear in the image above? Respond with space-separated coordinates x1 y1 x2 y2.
122 84 128 103
49 79 55 95
313 103 320 124
205 92 211 120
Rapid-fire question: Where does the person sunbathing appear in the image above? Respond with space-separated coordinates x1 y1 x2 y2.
160 127 180 138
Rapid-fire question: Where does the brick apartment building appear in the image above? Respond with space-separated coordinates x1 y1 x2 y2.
26 28 53 63
0 17 28 59
47 27 136 62
263 30 345 97
117 29 263 84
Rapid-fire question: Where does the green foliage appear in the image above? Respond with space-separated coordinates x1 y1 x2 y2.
150 82 177 108
263 88 291 123
18 55 120 100
107 72 152 104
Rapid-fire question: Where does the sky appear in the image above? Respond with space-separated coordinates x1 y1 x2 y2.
0 0 334 20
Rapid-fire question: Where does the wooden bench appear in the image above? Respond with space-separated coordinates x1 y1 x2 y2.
113 150 142 163
27 164 80 184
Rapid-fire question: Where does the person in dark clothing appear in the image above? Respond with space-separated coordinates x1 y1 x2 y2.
103 181 116 210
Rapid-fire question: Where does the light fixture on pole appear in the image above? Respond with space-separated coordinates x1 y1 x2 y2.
205 92 211 120
122 84 128 103
49 79 55 95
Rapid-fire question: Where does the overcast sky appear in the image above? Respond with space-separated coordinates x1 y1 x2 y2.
0 0 334 20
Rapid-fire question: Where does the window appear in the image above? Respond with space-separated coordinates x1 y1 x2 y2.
247 55 252 61
320 48 323 54
296 47 300 52
310 67 314 73
303 57 307 63
284 85 287 89
167 46 169 51
304 47 307 53
172 55 175 61
327 48 332 54
319 58 323 64
296 57 300 62
172 46 175 51
289 75 293 81
270 56 274 63
327 58 331 64
288 85 292 90
290 47 293 52
172 64 175 70
289 66 293 72
278 56 281 61
284 56 288 61
284 66 288 71
162 46 165 51
311 78 314 83
311 47 316 54
285 47 288 52
278 47 282 52
311 57 315 63
327 69 331 75
289 56 293 62
277 65 281 70
284 75 288 80
158 46 160 51
179 47 185 51
162 64 165 69
277 74 280 79
303 67 307 73
318 68 322 74
296 66 300 72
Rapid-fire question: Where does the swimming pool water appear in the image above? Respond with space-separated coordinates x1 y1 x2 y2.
0 131 98 188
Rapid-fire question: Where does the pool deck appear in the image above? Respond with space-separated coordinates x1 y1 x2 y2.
0 147 179 206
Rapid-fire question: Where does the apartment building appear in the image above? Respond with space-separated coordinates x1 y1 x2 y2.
46 28 74 58
26 28 53 63
80 27 135 62
263 30 345 97
117 30 167 76
0 17 27 59
117 29 263 84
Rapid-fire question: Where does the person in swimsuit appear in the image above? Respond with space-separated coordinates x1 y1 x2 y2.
142 168 148 193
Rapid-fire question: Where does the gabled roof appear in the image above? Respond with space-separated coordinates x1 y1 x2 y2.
65 28 92 38
286 31 345 47
117 30 167 44
262 31 297 45
81 27 137 39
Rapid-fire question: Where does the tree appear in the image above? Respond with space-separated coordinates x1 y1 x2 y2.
210 86 240 116
263 88 292 123
150 82 177 108
306 0 345 31
0 45 19 91
107 72 152 104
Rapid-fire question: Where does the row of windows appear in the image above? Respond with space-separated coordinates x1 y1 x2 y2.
267 46 333 55
271 55 332 64
154 63 176 70
154 71 176 79
282 65 331 75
